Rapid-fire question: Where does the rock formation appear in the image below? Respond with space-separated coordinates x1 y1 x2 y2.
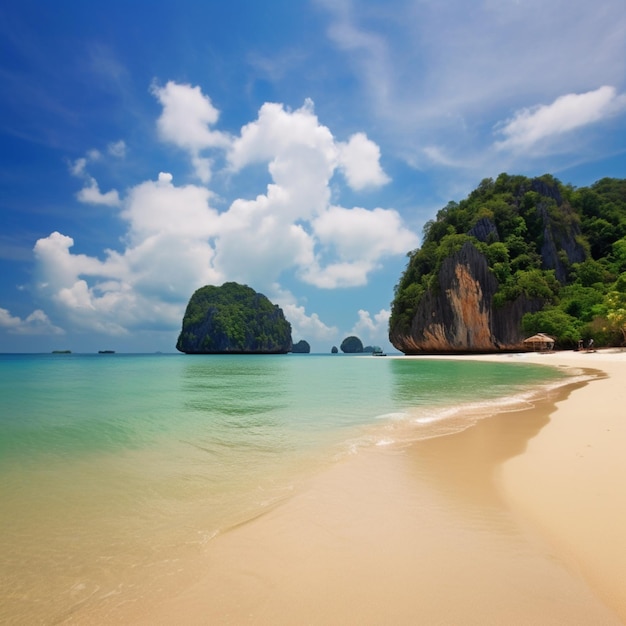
389 241 544 353
389 174 593 354
340 336 364 353
291 340 311 353
176 282 292 354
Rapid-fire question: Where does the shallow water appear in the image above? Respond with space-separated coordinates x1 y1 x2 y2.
0 352 571 623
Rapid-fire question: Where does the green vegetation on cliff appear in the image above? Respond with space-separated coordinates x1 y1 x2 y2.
390 174 626 348
176 282 292 354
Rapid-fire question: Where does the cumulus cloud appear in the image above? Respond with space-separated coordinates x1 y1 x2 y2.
285 303 338 342
0 307 64 335
338 132 390 190
495 86 626 151
32 83 417 339
271 285 338 343
350 308 390 343
305 205 417 287
34 173 223 334
151 81 231 182
222 98 410 288
76 178 121 206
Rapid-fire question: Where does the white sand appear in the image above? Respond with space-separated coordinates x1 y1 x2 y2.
419 347 626 620
497 349 626 619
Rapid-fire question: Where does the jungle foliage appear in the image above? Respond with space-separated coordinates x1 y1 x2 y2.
390 174 626 348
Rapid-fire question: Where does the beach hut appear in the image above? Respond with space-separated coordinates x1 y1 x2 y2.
523 333 555 352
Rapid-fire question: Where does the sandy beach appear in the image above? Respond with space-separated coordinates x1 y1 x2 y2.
497 348 626 621
94 349 626 625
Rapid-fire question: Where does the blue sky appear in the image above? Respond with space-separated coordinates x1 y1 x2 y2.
1 0 625 353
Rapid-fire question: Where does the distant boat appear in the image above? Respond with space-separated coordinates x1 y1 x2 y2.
98 350 116 354
371 346 386 356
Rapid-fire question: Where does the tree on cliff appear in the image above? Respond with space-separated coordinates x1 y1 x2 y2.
390 174 626 352
176 282 292 354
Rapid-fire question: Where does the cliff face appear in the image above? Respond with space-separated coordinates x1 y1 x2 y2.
388 173 596 354
389 242 543 353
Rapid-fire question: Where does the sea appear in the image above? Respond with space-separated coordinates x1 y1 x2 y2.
0 352 575 623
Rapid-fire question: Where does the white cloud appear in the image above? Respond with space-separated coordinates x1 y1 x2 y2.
77 178 121 207
338 132 390 190
70 147 122 207
284 303 338 343
34 172 223 334
0 307 64 335
312 205 417 264
32 84 417 339
316 0 626 176
223 97 416 288
301 259 375 289
495 86 626 151
271 285 338 343
300 204 418 288
122 173 219 241
227 99 336 219
351 308 389 343
151 80 231 182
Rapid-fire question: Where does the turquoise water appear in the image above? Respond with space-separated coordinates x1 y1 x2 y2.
0 353 570 623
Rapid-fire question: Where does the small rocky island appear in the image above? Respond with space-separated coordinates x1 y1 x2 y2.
176 282 292 354
291 340 311 353
340 336 364 353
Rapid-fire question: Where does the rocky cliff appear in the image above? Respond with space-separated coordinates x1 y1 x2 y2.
389 174 592 354
389 242 544 353
176 282 292 354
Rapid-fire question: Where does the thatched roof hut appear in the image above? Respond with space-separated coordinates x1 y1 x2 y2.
523 333 555 351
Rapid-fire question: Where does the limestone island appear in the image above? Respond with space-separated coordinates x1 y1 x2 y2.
176 282 292 354
291 340 311 354
389 174 626 354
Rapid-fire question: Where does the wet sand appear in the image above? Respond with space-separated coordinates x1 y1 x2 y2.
103 349 625 625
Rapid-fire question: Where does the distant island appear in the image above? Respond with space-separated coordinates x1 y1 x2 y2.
51 350 71 354
340 336 363 353
98 350 115 354
176 282 292 354
291 340 311 353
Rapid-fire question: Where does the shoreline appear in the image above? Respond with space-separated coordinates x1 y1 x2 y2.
102 349 626 625
499 349 626 620
406 347 626 621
